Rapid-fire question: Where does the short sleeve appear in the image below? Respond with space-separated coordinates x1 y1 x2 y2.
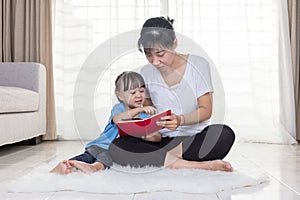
191 56 214 98
108 103 126 122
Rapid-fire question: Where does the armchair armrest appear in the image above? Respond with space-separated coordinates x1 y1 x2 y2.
0 62 46 93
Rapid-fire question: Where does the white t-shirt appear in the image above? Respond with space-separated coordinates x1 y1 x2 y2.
140 54 213 137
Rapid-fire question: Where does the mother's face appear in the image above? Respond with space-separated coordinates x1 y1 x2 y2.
144 47 176 71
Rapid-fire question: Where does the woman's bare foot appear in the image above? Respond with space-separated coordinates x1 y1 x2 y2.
203 160 233 172
165 154 233 172
68 160 105 173
50 160 73 175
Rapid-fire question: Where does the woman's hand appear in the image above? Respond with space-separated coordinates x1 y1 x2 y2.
156 113 181 131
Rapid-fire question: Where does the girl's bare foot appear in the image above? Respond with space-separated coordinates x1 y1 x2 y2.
68 160 105 173
50 160 73 175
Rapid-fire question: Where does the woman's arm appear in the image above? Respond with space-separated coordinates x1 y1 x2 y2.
157 92 213 130
144 98 153 106
181 92 212 125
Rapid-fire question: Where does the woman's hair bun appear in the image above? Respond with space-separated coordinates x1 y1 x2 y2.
166 16 175 25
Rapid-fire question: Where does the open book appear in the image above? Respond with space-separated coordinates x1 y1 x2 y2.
116 109 171 137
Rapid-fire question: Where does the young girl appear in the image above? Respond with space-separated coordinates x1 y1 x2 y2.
50 71 158 174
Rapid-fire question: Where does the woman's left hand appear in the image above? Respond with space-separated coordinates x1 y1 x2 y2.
156 114 180 130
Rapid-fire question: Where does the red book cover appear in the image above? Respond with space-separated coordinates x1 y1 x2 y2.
116 109 171 137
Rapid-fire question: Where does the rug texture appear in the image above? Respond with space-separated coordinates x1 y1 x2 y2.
7 161 269 194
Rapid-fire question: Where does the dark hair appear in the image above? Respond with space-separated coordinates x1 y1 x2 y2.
138 16 176 53
115 71 145 93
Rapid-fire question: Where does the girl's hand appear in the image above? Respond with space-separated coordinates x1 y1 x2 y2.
141 106 157 115
156 113 180 131
141 131 161 142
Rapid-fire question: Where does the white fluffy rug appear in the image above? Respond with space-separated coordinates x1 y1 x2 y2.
7 161 269 194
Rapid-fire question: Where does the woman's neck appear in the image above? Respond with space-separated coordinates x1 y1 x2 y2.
161 53 188 75
171 53 188 69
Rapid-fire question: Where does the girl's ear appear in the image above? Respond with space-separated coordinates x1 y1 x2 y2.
116 91 124 102
173 38 178 49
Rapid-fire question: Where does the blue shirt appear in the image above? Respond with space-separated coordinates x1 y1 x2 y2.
85 103 150 150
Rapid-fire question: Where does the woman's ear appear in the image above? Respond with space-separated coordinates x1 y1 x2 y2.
173 38 178 49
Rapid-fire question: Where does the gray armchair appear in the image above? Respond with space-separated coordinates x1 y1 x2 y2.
0 62 46 146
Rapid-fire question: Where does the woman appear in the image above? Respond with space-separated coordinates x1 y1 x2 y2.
109 17 235 171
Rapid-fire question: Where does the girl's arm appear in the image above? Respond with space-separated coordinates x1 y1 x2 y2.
142 131 161 142
142 131 162 142
157 92 213 130
112 106 157 124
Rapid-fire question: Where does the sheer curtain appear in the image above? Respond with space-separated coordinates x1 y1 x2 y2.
53 0 297 144
168 0 296 144
53 0 161 139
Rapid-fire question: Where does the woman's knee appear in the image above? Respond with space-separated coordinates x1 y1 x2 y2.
207 124 235 145
221 124 235 144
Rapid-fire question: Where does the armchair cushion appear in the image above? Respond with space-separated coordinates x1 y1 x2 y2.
0 86 39 113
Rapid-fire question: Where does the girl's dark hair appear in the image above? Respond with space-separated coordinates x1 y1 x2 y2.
138 16 176 53
115 71 145 93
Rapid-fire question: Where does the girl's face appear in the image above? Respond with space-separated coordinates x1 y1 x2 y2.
145 47 176 71
118 86 145 109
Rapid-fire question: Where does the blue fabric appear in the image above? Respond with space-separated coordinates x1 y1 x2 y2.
139 112 149 119
85 103 150 150
69 150 96 164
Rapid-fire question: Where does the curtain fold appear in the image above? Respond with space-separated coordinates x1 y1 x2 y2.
1 0 12 61
0 0 57 140
287 0 300 141
0 1 2 61
278 0 297 142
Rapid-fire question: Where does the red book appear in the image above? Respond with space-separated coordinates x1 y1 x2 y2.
116 109 171 137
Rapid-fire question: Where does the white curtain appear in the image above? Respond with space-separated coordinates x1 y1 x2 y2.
53 0 297 144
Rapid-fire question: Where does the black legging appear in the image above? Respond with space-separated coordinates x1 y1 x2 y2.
109 124 235 167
